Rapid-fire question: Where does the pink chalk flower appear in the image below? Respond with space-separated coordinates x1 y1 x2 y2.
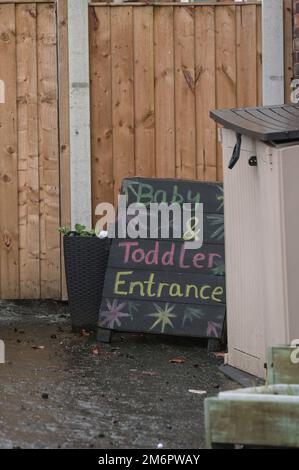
207 321 222 338
101 300 130 329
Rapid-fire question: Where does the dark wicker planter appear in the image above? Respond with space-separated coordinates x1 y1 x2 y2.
63 235 110 332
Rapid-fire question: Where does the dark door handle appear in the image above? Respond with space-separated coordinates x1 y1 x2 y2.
228 133 242 170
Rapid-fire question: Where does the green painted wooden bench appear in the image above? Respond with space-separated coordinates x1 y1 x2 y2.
205 384 299 449
205 346 299 449
267 345 299 385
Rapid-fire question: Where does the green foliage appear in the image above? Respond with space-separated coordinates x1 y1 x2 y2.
58 226 72 236
182 307 204 327
58 225 96 237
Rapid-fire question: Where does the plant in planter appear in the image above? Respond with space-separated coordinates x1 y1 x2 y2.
59 224 98 238
60 224 110 332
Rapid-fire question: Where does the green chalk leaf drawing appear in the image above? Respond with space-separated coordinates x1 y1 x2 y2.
123 181 150 208
182 307 205 327
128 302 140 320
101 300 130 329
216 185 224 212
207 214 224 242
148 303 176 334
212 260 225 276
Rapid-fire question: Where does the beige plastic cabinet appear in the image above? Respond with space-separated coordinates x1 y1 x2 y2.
211 105 299 379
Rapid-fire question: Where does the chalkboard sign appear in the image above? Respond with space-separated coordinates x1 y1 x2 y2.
98 178 225 344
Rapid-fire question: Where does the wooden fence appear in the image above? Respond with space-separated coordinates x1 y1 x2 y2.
0 1 69 300
0 1 293 300
90 2 263 217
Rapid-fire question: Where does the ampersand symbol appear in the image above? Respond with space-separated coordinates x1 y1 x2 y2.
290 340 299 365
183 217 201 242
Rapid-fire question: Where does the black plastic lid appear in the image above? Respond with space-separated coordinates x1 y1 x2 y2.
210 104 299 142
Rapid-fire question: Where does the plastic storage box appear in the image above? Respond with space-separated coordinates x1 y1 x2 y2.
211 104 299 378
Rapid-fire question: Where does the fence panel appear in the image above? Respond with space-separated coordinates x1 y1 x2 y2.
90 2 263 219
0 2 62 300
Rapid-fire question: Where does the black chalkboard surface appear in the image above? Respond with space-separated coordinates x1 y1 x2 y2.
98 178 225 346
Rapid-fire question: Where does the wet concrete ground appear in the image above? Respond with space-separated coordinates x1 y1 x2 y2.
0 301 237 449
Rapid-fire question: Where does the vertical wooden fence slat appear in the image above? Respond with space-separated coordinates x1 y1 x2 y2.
195 6 217 182
133 6 155 178
17 3 40 299
37 3 60 299
215 5 237 181
111 6 135 204
0 4 19 299
154 5 175 178
90 5 113 224
236 5 257 108
57 0 71 300
174 6 196 180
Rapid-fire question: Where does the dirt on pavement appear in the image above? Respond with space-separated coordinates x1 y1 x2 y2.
0 301 237 449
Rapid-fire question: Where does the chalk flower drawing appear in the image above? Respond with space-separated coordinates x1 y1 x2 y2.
207 321 222 338
207 214 224 242
101 300 130 329
148 303 176 333
216 185 224 212
212 260 225 276
182 307 204 327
